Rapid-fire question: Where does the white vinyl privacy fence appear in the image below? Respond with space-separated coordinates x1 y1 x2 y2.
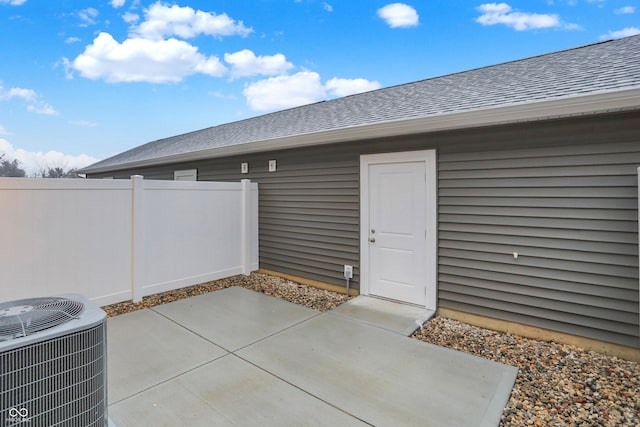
0 176 258 306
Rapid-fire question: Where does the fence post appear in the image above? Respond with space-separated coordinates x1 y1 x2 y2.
131 175 145 302
241 179 251 276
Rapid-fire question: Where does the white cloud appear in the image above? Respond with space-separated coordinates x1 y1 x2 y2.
65 36 81 43
123 12 140 24
1 86 36 102
27 103 58 116
244 72 381 111
0 124 8 135
377 3 419 28
244 71 326 111
322 2 333 12
0 138 98 176
563 22 583 30
601 27 640 39
111 0 125 8
0 85 58 115
614 6 635 14
208 91 237 100
59 57 74 79
325 77 381 97
476 3 561 30
132 2 252 41
0 0 27 5
224 49 293 79
78 7 99 26
71 32 227 83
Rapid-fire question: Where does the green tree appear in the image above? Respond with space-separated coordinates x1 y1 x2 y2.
0 153 26 177
39 166 82 178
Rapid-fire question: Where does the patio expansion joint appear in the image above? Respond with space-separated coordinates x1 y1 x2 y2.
138 307 373 425
149 305 236 352
232 350 375 427
108 354 230 407
149 305 324 353
231 311 324 353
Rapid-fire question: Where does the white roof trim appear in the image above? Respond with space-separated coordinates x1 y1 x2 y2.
83 87 640 174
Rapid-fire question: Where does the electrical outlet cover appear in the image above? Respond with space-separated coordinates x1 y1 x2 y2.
269 160 277 172
344 265 353 279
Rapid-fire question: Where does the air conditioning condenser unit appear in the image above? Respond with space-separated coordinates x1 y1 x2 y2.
0 294 108 426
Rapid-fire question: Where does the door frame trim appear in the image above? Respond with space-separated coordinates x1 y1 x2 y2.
359 149 437 310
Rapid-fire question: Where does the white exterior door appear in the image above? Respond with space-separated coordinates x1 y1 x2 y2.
360 150 437 309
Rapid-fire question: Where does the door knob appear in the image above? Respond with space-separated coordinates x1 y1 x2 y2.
369 238 376 243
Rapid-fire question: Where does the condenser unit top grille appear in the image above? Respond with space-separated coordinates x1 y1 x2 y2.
0 297 84 341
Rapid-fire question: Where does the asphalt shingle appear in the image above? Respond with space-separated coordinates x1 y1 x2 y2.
83 35 640 173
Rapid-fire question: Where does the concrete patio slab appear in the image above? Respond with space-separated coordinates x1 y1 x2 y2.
109 354 367 427
107 309 227 404
109 287 517 426
238 312 518 427
151 286 319 351
331 295 435 335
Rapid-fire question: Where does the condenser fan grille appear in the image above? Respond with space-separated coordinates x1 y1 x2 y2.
0 323 107 426
0 297 84 341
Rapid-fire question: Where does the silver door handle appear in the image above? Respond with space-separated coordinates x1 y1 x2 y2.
369 238 375 243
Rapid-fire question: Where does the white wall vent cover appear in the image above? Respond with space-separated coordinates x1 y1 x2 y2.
0 294 108 427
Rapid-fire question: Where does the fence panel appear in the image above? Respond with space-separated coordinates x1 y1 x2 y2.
0 177 258 306
140 179 253 296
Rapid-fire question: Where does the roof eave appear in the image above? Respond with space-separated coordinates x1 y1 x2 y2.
81 87 640 175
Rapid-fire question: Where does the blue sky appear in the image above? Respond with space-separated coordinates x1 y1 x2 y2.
0 0 638 175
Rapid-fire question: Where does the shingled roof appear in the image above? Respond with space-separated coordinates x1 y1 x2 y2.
82 35 640 174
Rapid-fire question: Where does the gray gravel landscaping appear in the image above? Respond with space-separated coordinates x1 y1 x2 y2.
414 317 639 427
103 273 640 427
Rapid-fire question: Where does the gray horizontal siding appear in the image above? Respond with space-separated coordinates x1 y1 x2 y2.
251 153 360 286
88 111 640 348
442 299 637 347
201 147 361 288
439 134 640 348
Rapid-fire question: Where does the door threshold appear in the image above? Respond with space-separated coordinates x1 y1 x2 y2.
364 294 427 309
333 295 435 336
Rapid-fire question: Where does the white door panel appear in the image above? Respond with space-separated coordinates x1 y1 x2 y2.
368 161 427 305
